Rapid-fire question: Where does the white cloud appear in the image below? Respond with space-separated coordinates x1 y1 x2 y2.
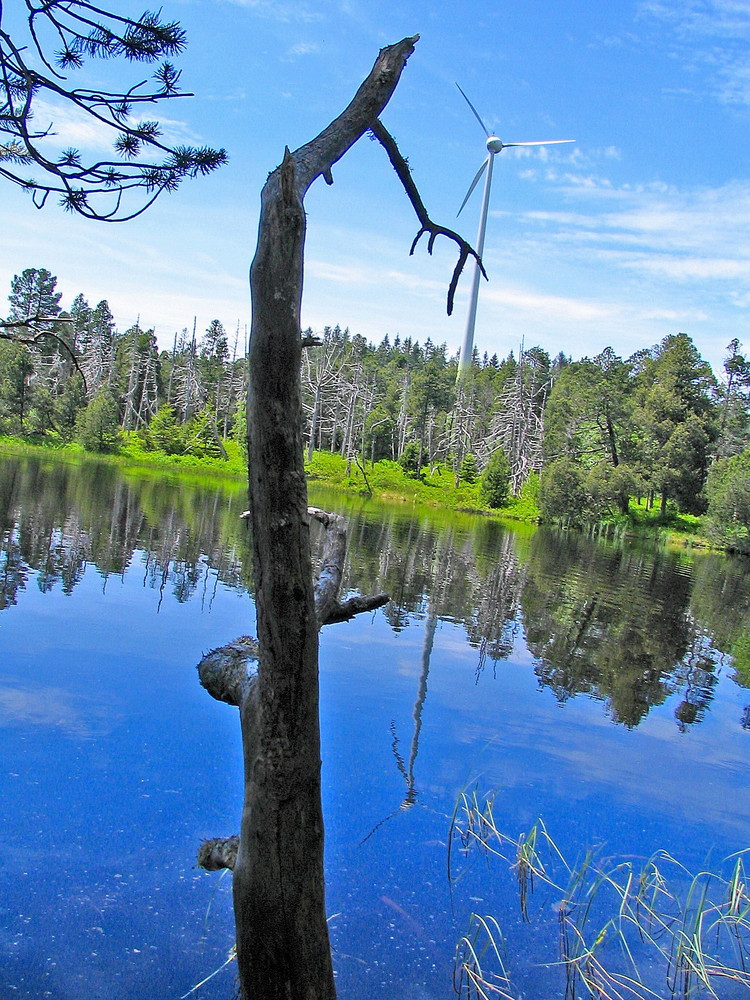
637 0 750 105
30 97 113 152
510 174 750 288
28 98 199 156
482 284 614 323
286 41 321 57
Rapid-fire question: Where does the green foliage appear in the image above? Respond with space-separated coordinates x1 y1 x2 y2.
305 450 350 485
182 406 227 459
705 446 750 552
731 633 750 687
76 389 122 453
584 462 637 518
367 458 411 492
480 449 510 508
501 473 541 522
631 333 717 512
459 452 479 484
539 457 587 523
148 403 184 455
7 268 61 324
55 373 87 442
399 441 422 478
544 348 631 468
0 341 35 433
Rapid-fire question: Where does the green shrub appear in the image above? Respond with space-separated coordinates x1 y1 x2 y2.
75 389 122 454
399 442 422 478
539 457 586 523
480 449 511 508
459 452 479 484
149 403 184 455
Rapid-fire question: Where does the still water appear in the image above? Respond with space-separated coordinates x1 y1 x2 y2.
1 455 749 999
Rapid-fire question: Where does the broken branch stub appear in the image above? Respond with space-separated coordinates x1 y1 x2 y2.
197 636 259 707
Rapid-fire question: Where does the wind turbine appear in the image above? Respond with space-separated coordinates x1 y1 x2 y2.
455 84 574 379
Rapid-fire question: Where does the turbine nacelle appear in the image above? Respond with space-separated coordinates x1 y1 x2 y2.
487 136 504 153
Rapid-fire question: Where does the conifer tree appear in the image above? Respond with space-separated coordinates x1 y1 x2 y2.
1 2 226 220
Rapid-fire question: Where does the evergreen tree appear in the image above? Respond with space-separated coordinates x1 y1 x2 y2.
148 403 184 455
717 339 750 459
480 449 511 507
539 457 587 523
69 293 93 353
0 341 35 434
2 3 226 219
76 389 122 453
459 452 479 484
7 268 61 325
705 445 750 551
631 333 717 513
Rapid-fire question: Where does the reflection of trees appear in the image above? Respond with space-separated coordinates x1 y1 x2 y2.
0 456 252 608
317 500 735 732
689 553 750 680
326 501 526 668
4 456 744 733
391 607 436 809
520 529 717 728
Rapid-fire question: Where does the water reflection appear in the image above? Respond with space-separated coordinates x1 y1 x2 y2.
0 455 251 608
3 454 750 1000
1 455 749 736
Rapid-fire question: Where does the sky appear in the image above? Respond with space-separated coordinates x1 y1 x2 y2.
3 0 750 375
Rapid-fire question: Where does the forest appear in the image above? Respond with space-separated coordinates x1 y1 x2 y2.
2 266 750 549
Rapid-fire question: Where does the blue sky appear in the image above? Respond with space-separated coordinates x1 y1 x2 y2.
3 0 750 374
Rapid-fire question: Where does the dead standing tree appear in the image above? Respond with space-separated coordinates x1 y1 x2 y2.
197 36 482 1000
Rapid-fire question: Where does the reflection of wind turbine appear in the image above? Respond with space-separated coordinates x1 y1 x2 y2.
455 84 574 379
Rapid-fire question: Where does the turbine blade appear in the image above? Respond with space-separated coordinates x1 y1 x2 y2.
456 83 490 137
503 139 575 146
457 157 489 217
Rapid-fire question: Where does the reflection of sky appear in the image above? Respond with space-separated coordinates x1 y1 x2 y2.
2 535 749 999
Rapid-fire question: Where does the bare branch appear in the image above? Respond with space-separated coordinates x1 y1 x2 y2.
309 507 390 626
0 317 88 386
368 118 486 315
291 36 419 194
0 4 226 219
321 592 389 625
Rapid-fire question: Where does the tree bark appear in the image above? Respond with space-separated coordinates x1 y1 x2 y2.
240 40 423 1000
199 35 480 1000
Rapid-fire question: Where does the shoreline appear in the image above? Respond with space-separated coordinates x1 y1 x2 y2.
0 436 731 555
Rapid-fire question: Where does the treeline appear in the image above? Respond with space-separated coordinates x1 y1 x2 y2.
2 267 749 545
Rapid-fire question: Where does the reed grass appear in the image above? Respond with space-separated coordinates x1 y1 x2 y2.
449 790 750 1000
454 913 515 1000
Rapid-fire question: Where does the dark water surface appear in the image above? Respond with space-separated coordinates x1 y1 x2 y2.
1 455 749 999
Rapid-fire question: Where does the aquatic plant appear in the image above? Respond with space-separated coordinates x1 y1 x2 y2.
449 790 750 1000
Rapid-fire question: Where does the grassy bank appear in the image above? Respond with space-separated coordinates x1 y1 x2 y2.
0 436 727 549
304 451 541 521
0 434 248 489
0 436 540 521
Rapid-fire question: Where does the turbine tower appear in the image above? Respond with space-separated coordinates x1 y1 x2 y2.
455 85 574 380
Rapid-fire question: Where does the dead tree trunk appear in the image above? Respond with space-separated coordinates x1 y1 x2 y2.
197 34 480 1000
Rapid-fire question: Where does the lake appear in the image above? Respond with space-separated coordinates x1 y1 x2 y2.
1 454 749 1000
